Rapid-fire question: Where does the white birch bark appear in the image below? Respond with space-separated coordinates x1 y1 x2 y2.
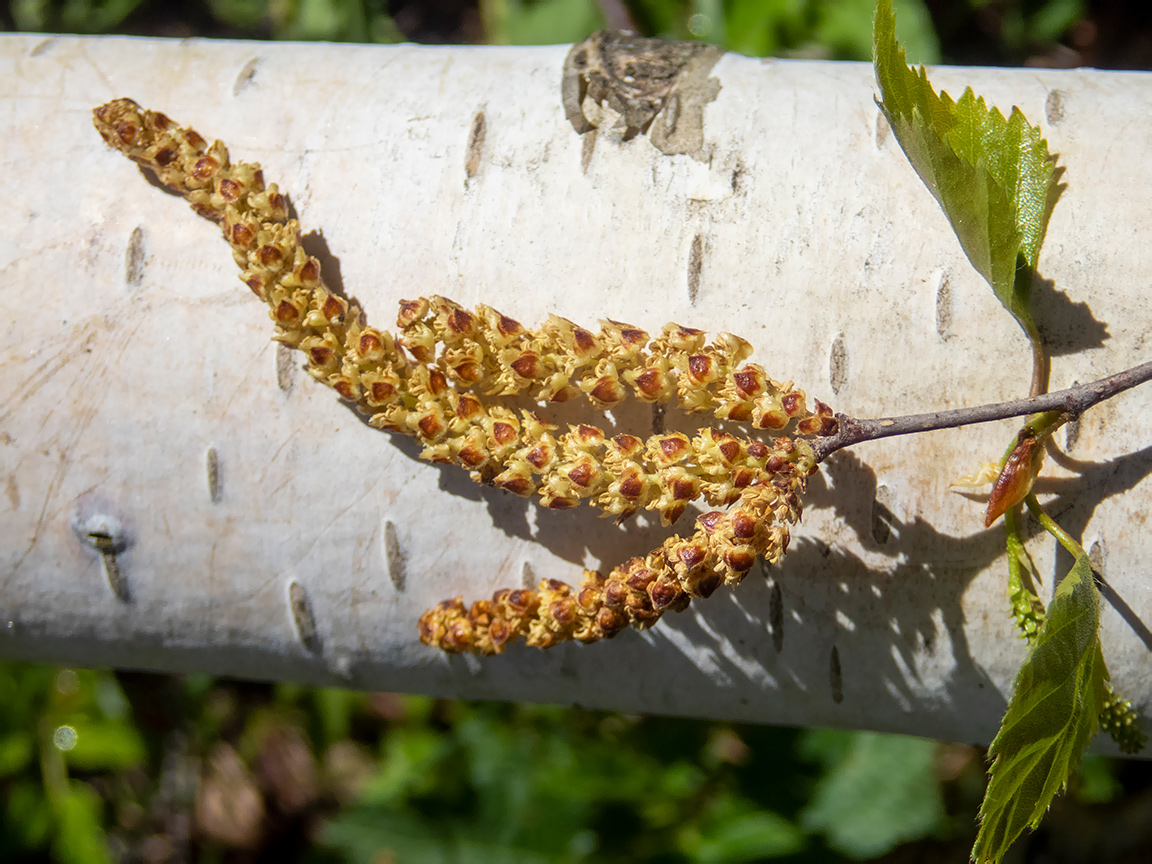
1 34 1150 751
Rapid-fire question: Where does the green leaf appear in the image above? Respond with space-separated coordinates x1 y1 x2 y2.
817 0 939 64
62 720 146 771
873 0 1056 343
51 781 111 864
681 794 805 862
801 731 944 858
973 554 1106 864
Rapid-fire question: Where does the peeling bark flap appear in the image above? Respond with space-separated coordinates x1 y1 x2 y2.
562 30 723 160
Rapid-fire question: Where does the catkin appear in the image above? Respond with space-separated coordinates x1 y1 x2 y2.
399 295 837 435
419 457 811 654
94 98 835 655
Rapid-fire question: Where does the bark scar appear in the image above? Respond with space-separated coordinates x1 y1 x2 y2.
562 30 723 161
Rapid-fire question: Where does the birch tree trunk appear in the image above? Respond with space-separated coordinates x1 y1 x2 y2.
2 34 1150 752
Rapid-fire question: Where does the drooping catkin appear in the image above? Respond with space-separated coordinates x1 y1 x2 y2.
419 451 812 654
94 98 836 655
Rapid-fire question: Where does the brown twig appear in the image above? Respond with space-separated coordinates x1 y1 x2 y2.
813 359 1152 462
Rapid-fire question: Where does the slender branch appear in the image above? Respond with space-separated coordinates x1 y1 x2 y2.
813 359 1152 462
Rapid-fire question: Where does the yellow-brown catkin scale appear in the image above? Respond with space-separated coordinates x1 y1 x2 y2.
417 445 815 655
398 296 838 437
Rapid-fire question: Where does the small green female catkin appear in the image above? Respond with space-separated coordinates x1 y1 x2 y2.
93 98 835 655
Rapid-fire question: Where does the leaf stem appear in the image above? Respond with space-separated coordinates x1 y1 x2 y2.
1024 494 1086 559
1029 338 1050 399
813 359 1152 462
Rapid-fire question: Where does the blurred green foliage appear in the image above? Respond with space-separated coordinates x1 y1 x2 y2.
2 661 975 863
5 0 1103 66
2 659 1142 863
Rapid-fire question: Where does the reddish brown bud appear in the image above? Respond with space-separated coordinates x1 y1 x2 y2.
492 422 517 446
687 354 713 382
154 146 176 166
679 543 707 570
505 589 537 615
589 376 625 405
525 443 554 470
574 425 603 444
397 298 427 328
489 618 512 650
985 433 1044 527
218 178 242 202
458 445 487 468
114 121 139 146
717 437 741 463
450 308 474 334
731 511 757 540
257 244 283 267
649 578 684 610
698 511 724 531
357 332 381 356
734 367 764 397
603 579 628 608
620 327 647 345
510 352 540 379
659 436 689 461
453 361 483 384
596 607 629 637
275 300 300 324
299 258 320 286
231 223 254 247
417 413 444 440
724 549 756 573
611 434 643 455
572 328 596 354
468 600 495 625
443 620 474 653
457 395 483 420
369 381 396 402
568 463 594 488
308 345 335 366
495 475 533 496
633 368 665 398
732 468 757 489
618 472 645 500
576 586 602 610
498 315 523 338
625 569 656 592
191 156 219 181
321 295 346 321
